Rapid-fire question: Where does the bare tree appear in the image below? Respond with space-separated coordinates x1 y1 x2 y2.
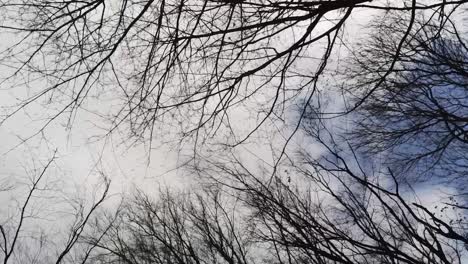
0 1 467 264
85 144 467 264
86 187 251 264
81 110 468 263
0 152 112 264
339 5 468 184
0 0 465 152
188 121 468 263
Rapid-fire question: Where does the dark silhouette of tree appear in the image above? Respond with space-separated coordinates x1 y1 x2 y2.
86 188 251 264
0 152 112 264
0 0 465 150
86 133 468 263
0 1 467 264
342 7 468 184
83 112 468 263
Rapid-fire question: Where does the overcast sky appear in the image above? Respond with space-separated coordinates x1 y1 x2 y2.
0 4 465 263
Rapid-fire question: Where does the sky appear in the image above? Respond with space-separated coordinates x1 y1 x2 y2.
0 0 461 226
0 1 466 262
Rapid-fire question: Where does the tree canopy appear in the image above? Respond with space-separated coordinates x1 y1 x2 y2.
0 0 467 263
